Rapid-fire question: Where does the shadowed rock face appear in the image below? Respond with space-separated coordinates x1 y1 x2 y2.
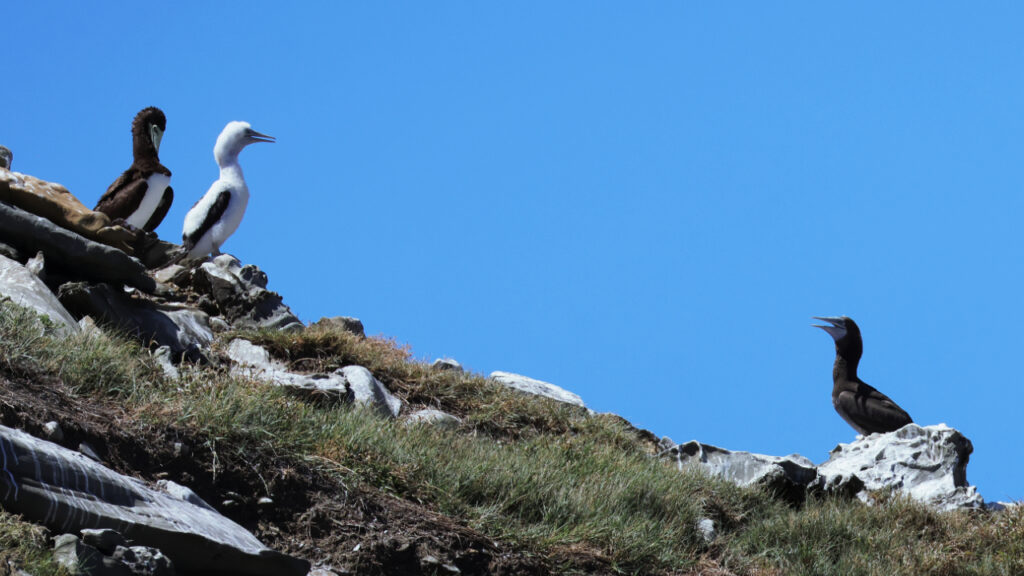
0 200 154 292
0 425 309 576
57 282 213 362
172 254 302 332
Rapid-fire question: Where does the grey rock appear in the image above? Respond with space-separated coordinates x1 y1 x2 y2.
79 442 102 462
0 146 11 170
338 365 402 418
81 528 127 555
815 423 984 511
696 518 716 543
24 251 44 277
227 339 351 402
55 534 132 576
660 438 817 503
110 545 174 576
0 241 21 261
420 555 460 574
431 358 463 372
58 282 213 362
152 347 179 380
152 265 183 286
403 409 462 430
59 530 174 576
42 421 64 443
78 315 103 336
155 480 217 513
208 316 231 332
257 496 274 507
312 316 364 337
134 239 185 272
489 371 585 407
226 340 402 415
182 255 302 332
0 201 154 292
0 254 80 335
0 425 309 576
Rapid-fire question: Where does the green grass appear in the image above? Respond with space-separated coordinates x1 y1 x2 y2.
240 326 634 441
0 510 67 575
3 299 1024 575
0 298 160 399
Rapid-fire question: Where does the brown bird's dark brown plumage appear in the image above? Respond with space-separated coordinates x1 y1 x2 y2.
94 107 173 232
813 316 913 435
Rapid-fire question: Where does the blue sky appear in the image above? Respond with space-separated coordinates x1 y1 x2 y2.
5 3 1024 502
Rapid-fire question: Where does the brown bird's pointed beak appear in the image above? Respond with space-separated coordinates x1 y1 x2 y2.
812 316 847 340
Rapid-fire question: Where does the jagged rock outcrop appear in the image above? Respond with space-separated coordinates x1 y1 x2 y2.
58 282 213 362
489 371 585 407
55 530 174 576
814 423 983 510
227 339 403 416
659 438 818 503
0 425 308 576
0 253 80 335
661 424 985 510
169 255 302 332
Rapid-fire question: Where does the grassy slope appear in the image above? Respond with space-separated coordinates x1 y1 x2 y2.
1 300 1023 575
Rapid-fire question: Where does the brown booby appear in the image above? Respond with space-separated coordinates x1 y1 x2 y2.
180 121 274 259
94 107 173 231
813 316 913 435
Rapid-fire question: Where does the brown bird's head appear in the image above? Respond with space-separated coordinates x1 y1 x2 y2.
131 106 167 157
812 316 863 360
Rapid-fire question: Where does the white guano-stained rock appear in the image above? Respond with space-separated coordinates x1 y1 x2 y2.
337 365 403 418
815 423 984 511
489 371 585 407
0 254 80 335
659 438 817 503
226 340 402 416
226 339 349 401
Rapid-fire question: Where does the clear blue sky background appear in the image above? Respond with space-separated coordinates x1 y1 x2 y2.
5 3 1023 502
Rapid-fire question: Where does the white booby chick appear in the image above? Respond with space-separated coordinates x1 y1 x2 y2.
181 121 274 259
95 107 174 231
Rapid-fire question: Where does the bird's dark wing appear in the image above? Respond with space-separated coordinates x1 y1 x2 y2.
143 185 174 232
835 385 913 434
95 169 146 219
183 189 231 251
